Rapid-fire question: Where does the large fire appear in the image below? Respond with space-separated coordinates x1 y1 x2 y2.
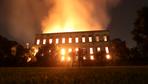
41 0 111 33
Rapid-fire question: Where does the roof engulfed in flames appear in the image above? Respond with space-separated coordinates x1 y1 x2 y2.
41 0 109 33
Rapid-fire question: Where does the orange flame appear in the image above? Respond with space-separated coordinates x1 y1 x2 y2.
41 0 120 33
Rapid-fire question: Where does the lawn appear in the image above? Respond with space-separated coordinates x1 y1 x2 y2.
0 66 148 84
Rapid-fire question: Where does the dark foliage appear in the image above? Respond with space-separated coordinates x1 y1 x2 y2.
0 35 26 66
110 38 129 65
131 7 148 64
35 44 58 66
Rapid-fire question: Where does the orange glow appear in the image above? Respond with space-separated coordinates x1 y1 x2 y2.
49 50 51 53
67 56 71 62
69 37 72 43
49 39 53 44
82 37 85 43
34 49 39 56
56 38 59 44
36 39 40 45
104 36 108 42
76 56 78 60
26 43 29 49
106 54 111 60
105 47 109 54
43 39 46 44
75 37 79 43
75 48 79 52
90 48 93 54
61 56 65 62
89 37 92 42
41 0 104 33
97 47 101 52
83 56 86 60
96 36 99 42
31 46 39 56
68 48 72 53
27 57 31 62
61 48 65 56
62 38 66 44
90 55 94 60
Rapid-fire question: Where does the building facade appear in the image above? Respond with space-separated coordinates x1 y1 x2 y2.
35 30 111 65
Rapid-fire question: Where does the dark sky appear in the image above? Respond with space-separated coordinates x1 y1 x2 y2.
0 0 147 48
110 0 147 47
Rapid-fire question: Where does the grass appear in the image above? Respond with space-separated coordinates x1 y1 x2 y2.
0 66 148 84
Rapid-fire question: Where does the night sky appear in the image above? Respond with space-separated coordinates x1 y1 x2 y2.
110 0 147 48
0 0 147 48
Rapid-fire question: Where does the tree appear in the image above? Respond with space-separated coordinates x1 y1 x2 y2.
0 35 26 66
35 44 58 66
131 7 148 61
110 39 129 65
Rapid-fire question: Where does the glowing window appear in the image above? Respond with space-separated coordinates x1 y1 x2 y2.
96 36 99 42
82 37 85 43
62 38 66 44
36 39 40 45
104 36 108 42
67 56 71 62
83 56 86 60
69 37 72 43
49 39 52 44
26 43 29 49
49 50 51 53
68 48 72 53
97 47 101 52
27 57 31 63
75 48 79 52
61 48 65 56
43 39 46 44
41 53 44 56
89 37 92 42
105 47 109 54
75 37 79 43
90 48 93 54
26 43 29 46
61 56 65 61
90 55 94 60
106 54 111 60
56 38 59 44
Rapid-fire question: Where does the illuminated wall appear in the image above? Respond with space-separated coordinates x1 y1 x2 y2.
35 30 111 63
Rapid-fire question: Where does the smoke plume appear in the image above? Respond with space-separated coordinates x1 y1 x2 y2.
0 0 120 44
42 0 121 33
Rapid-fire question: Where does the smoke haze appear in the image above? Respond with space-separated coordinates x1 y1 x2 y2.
42 0 121 33
0 0 120 44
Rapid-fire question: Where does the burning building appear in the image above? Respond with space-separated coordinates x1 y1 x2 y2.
34 30 111 66
30 0 121 66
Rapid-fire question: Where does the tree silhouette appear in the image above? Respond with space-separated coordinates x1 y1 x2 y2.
110 38 129 65
0 35 26 66
35 44 58 66
131 7 148 61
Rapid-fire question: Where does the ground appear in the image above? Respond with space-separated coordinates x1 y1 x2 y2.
0 66 148 84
